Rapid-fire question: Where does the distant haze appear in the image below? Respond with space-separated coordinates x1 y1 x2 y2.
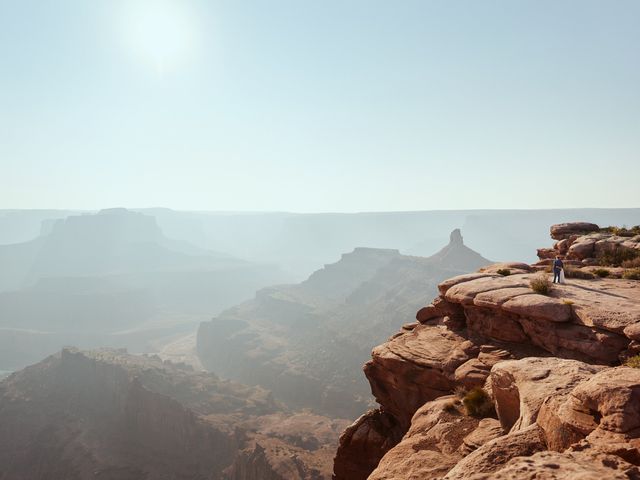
1 1 639 211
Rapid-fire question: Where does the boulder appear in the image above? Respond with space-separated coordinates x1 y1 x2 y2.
490 357 604 432
476 345 515 367
416 297 464 324
625 323 640 342
332 409 403 480
455 358 493 390
538 366 640 463
568 239 596 260
364 324 478 428
443 424 547 479
438 273 496 296
368 396 480 480
459 418 504 455
551 222 600 240
556 238 570 254
537 248 557 259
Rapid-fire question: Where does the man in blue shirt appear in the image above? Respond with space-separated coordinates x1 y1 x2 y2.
553 256 564 284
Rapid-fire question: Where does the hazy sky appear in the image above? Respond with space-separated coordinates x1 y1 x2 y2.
1 0 639 212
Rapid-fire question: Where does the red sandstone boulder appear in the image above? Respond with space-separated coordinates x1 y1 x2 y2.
368 396 480 480
416 297 464 324
537 248 556 259
332 409 403 480
438 273 496 295
550 222 600 240
538 366 640 463
459 418 504 455
443 424 547 479
568 238 597 259
490 357 604 433
364 324 478 428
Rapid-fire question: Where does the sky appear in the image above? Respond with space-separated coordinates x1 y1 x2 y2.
1 0 639 212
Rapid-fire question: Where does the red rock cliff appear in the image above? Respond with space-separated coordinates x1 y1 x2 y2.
334 223 640 480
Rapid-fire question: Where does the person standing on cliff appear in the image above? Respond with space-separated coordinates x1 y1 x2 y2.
553 256 564 284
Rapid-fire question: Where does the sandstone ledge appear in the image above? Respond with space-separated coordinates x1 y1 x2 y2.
334 223 640 480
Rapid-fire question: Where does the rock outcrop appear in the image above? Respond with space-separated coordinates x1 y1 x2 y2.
538 222 640 266
490 357 605 432
538 366 640 463
333 222 640 480
332 410 404 480
367 396 483 480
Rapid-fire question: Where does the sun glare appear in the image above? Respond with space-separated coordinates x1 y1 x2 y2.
123 0 197 73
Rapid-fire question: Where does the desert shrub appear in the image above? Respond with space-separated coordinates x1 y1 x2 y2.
530 275 551 295
563 267 595 279
462 387 494 418
593 268 610 278
597 248 640 267
622 257 640 269
444 399 462 414
496 268 511 276
601 226 640 237
625 355 640 368
623 269 640 281
454 386 468 398
562 299 574 305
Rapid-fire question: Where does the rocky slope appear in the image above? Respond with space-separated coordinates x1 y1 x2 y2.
333 222 640 480
197 230 490 418
0 347 347 480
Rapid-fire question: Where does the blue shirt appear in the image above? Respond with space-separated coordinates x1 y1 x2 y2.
553 259 564 270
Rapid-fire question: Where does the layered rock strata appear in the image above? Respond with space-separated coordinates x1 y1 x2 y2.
333 223 640 480
198 232 490 418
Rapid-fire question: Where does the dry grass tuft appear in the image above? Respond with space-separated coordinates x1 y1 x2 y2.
530 275 552 295
462 387 494 418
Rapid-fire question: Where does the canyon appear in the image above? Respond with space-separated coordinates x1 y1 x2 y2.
197 230 490 418
2 220 640 479
0 209 288 372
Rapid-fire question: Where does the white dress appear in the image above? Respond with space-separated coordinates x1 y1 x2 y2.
559 268 566 284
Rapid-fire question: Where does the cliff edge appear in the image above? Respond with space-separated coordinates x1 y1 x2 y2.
334 222 640 480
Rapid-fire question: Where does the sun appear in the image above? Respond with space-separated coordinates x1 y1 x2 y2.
123 0 197 73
